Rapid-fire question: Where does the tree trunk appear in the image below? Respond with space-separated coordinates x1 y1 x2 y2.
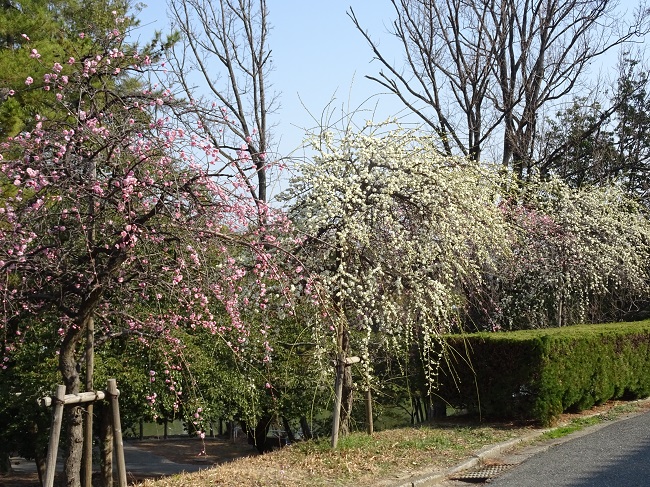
299 416 312 441
432 399 447 418
60 327 84 487
413 398 420 424
35 451 46 487
0 450 10 475
82 316 94 487
281 417 296 443
251 415 273 454
63 405 84 487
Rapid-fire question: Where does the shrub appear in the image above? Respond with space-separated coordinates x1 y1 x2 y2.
435 320 650 425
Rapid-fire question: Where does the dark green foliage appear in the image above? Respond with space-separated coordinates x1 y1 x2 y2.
435 320 650 425
0 314 60 466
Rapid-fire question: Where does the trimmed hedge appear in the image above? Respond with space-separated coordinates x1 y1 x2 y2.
435 320 650 425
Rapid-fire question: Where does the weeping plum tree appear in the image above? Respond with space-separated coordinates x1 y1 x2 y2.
0 11 292 487
283 121 510 445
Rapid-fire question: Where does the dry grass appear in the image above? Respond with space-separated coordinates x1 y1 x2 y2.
134 422 532 487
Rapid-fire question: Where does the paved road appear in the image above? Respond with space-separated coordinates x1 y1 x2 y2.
485 412 650 487
11 442 204 477
122 442 205 476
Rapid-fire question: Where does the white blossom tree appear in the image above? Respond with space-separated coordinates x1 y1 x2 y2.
283 121 510 445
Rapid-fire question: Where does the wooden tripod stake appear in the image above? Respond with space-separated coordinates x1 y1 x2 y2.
39 379 127 487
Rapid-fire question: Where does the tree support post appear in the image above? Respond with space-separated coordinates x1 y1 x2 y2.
40 380 126 487
107 379 127 487
365 387 374 435
43 385 66 487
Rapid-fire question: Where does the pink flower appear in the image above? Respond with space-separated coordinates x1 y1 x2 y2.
30 49 40 59
53 62 63 73
25 77 33 85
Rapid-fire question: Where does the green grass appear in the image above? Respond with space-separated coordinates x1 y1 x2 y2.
541 416 602 439
540 402 643 440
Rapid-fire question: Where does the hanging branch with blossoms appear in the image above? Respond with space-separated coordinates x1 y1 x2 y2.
282 121 511 444
0 11 294 486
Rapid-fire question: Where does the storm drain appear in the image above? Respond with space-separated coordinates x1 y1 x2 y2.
450 464 516 483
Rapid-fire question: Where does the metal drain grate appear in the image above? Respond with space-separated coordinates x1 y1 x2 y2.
451 464 516 483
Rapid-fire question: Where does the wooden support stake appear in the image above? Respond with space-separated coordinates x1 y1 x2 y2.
107 379 127 487
44 385 66 487
83 315 94 487
331 356 344 448
330 356 361 367
365 387 374 435
38 390 106 407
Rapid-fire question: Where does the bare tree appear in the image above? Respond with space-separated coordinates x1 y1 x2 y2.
166 0 277 206
351 0 650 175
538 55 650 203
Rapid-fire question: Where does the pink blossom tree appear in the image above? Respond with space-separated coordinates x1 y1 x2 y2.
0 12 292 487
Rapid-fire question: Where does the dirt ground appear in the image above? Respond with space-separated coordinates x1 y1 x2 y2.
1 436 256 487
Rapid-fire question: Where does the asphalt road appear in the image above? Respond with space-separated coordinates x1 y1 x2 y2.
485 412 650 487
10 442 204 477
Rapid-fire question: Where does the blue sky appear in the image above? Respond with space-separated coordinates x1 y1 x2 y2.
133 0 632 196
136 1 408 160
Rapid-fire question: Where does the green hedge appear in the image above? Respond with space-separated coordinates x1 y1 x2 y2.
435 320 650 425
